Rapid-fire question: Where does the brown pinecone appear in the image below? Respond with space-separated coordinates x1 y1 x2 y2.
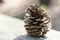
24 4 51 37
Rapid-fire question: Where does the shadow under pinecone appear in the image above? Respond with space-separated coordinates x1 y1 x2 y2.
13 34 46 40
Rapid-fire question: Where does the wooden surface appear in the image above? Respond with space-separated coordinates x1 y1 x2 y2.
0 14 60 40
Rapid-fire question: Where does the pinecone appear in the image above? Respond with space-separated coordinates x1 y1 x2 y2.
24 4 51 37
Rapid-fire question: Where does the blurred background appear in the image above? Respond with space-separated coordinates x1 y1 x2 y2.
0 0 60 31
